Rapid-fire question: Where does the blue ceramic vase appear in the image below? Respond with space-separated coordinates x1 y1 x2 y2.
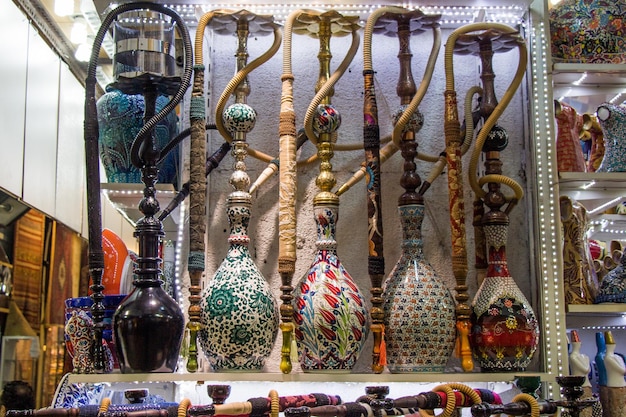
97 86 180 186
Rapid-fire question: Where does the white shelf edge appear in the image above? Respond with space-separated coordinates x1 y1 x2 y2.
567 304 626 315
553 62 626 74
66 371 554 384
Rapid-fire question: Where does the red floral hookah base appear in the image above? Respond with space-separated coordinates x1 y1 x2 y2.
470 296 539 372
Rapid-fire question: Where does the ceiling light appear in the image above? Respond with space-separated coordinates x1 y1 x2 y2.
70 17 87 44
54 0 74 17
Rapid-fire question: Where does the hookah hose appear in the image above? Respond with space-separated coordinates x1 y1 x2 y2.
214 23 283 162
465 28 527 207
83 0 192 372
276 8 302 373
287 383 491 417
303 26 360 146
187 392 341 417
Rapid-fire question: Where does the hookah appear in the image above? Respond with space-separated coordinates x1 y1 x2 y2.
83 1 191 373
7 391 340 417
282 383 488 417
194 8 282 371
471 375 598 417
439 22 534 372
290 9 370 372
361 7 461 374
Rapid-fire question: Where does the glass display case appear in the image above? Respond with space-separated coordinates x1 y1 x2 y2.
7 0 604 413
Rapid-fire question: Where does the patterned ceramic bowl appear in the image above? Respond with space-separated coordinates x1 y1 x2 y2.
550 0 626 63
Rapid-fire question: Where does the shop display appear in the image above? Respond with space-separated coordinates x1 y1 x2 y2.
599 331 626 417
595 251 626 303
550 0 626 64
9 0 626 415
559 196 599 304
292 10 369 373
596 103 626 172
554 101 586 172
198 10 280 372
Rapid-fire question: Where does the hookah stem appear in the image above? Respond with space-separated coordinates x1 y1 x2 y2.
158 139 230 223
214 24 282 159
83 1 192 372
185 10 215 373
276 12 299 372
443 24 473 373
362 6 406 374
392 23 443 193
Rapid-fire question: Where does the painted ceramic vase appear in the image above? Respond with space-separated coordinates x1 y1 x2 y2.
198 201 279 371
595 251 626 303
560 196 599 304
382 204 456 373
97 86 180 186
550 0 626 63
293 205 369 372
595 331 608 386
597 103 626 172
471 224 540 372
555 101 586 172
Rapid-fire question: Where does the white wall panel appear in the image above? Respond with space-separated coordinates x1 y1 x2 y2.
0 3 29 196
55 64 86 232
23 29 60 217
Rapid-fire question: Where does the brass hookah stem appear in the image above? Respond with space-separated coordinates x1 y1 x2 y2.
314 18 339 207
317 19 334 106
234 18 252 103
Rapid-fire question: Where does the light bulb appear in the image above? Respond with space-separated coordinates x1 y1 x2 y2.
70 18 88 45
54 0 74 16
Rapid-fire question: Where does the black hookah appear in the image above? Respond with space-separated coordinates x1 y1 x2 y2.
84 2 192 372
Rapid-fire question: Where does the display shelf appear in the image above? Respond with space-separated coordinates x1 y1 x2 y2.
101 182 182 241
558 172 626 217
552 63 626 111
567 304 626 316
65 371 555 384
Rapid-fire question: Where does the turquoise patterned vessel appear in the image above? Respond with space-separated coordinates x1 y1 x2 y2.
198 103 278 372
596 103 626 173
97 86 180 187
198 198 279 371
293 205 369 372
382 204 456 373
